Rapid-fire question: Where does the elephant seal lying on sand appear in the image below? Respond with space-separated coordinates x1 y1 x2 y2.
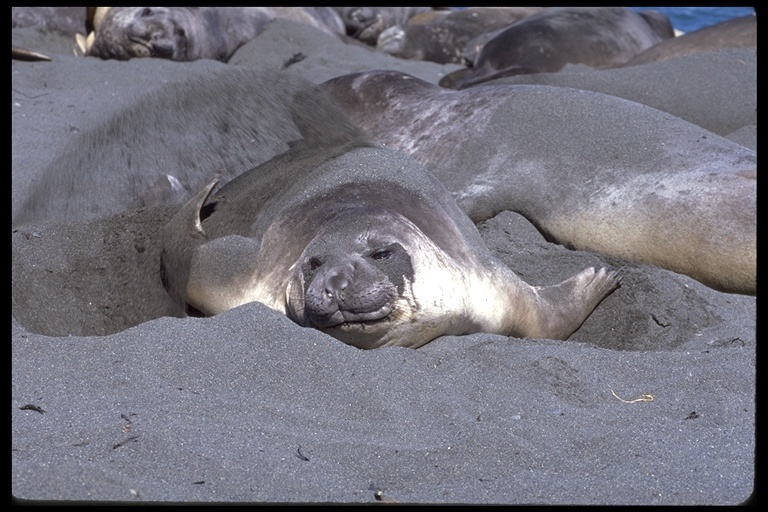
335 7 433 44
376 7 543 64
160 95 621 349
440 7 674 89
79 7 344 61
319 70 755 295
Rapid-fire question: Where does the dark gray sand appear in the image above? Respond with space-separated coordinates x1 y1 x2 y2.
12 14 755 504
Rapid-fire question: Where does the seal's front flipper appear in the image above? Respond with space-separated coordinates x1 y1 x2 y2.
185 235 263 315
161 177 220 311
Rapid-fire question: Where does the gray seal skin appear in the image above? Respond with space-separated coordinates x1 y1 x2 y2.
440 7 674 89
622 15 756 67
86 7 344 61
160 98 621 349
319 70 756 295
376 7 544 65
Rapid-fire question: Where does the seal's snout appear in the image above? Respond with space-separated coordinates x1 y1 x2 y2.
309 262 357 321
303 258 398 329
324 267 352 301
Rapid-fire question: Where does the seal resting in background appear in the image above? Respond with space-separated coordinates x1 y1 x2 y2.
80 7 344 61
319 70 755 295
621 14 756 67
334 7 434 45
160 93 621 349
376 7 544 64
440 7 674 89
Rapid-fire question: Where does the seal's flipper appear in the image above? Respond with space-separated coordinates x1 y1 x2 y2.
185 235 264 315
183 177 220 235
532 267 623 340
448 65 538 90
466 264 621 342
160 177 220 310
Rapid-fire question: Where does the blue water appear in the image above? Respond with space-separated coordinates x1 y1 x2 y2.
630 6 755 33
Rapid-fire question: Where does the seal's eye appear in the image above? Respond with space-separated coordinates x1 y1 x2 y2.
371 249 392 261
309 257 322 270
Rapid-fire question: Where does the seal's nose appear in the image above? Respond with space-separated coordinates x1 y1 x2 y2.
324 270 351 301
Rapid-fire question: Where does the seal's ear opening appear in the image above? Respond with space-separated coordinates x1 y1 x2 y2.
289 87 368 147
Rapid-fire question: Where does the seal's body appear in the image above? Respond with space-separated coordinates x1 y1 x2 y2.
320 71 756 295
161 111 621 349
440 7 674 89
376 7 543 64
622 15 756 67
335 7 433 45
84 7 344 61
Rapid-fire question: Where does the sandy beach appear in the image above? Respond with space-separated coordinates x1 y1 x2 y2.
12 13 755 504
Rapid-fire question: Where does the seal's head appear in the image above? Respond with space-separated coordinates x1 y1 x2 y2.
88 7 195 60
286 207 465 349
340 7 385 43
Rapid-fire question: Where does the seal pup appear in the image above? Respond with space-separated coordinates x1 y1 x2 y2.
81 7 344 61
440 7 674 89
376 7 544 64
320 70 755 295
160 92 621 349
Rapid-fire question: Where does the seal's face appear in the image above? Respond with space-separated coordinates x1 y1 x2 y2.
287 209 422 349
91 7 192 61
301 242 410 328
341 7 385 43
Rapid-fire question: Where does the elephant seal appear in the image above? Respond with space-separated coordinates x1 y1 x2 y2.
319 70 755 295
622 15 756 67
440 7 674 89
160 94 621 349
486 47 756 137
376 7 544 64
335 7 434 45
83 7 344 61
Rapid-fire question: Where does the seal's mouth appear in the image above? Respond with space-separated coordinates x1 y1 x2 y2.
127 37 177 59
310 304 395 330
309 304 411 349
327 317 392 333
127 38 153 57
